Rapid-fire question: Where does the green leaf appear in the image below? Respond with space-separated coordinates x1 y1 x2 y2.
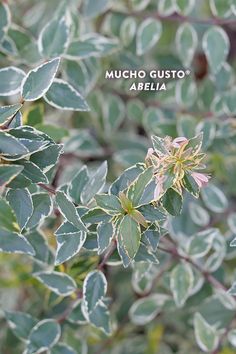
0 2 10 42
175 0 195 15
176 23 198 68
127 167 154 207
64 39 98 60
228 213 236 233
26 319 61 354
27 230 49 265
202 26 229 75
182 172 200 197
151 135 169 155
170 262 194 308
69 166 89 204
189 202 210 227
119 214 141 259
26 193 52 229
56 191 87 232
68 299 87 324
55 231 86 265
209 0 232 18
176 76 197 108
95 194 123 214
120 16 137 47
110 163 144 196
51 343 77 354
21 57 60 101
0 104 22 126
18 160 48 183
34 271 77 296
44 79 90 111
35 124 68 142
194 313 219 352
6 188 33 230
158 0 176 15
0 229 35 255
83 270 107 313
5 311 37 340
0 198 20 232
228 329 236 348
162 188 183 216
136 18 162 56
97 222 114 255
0 131 28 156
30 144 63 173
201 184 228 213
38 15 71 58
0 66 25 96
83 0 110 18
86 301 111 335
129 294 169 325
187 229 216 258
0 164 23 187
81 162 108 205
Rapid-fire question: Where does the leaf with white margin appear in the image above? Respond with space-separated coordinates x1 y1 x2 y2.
30 144 63 173
131 0 151 11
51 343 77 354
202 26 229 75
0 103 22 126
0 2 11 42
26 193 52 230
44 79 90 111
81 161 108 205
38 15 71 58
6 188 33 230
176 23 198 68
120 16 137 47
83 0 111 19
68 299 87 324
0 229 35 255
209 0 233 18
64 39 98 60
17 160 48 184
189 202 210 227
84 301 111 335
0 67 25 96
194 313 219 352
0 130 29 156
56 191 87 232
187 228 217 258
136 18 162 56
27 230 49 265
26 319 61 354
0 165 23 187
170 262 194 307
201 184 228 213
68 165 89 205
97 222 114 255
21 57 60 101
228 329 236 347
34 271 77 296
55 231 87 265
158 0 176 16
228 281 236 296
5 311 37 341
175 0 195 15
129 294 170 325
0 198 20 232
83 270 107 314
228 213 236 233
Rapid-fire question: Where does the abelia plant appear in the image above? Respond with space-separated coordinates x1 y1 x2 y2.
1 1 236 354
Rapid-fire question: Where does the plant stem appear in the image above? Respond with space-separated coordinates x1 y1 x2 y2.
98 239 117 270
158 244 227 291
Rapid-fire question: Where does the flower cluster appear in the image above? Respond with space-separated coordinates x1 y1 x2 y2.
146 135 210 199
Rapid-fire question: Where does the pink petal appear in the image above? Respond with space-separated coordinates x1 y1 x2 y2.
191 172 210 188
146 148 154 158
172 136 188 148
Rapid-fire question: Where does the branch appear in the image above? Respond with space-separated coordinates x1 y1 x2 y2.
158 243 227 291
98 239 117 270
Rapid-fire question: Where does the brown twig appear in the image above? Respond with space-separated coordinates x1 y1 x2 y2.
98 239 117 270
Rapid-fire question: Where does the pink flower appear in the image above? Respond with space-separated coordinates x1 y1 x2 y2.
146 148 154 159
154 175 166 199
172 137 188 148
191 172 210 188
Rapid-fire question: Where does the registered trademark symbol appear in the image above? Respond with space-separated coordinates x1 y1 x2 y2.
185 70 191 75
